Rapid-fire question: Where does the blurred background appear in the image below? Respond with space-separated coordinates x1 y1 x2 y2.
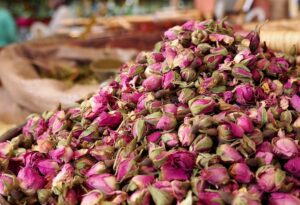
0 0 299 134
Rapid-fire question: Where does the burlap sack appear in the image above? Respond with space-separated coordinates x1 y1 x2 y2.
0 41 137 113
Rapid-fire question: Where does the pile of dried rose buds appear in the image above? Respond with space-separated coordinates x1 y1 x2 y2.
1 19 300 205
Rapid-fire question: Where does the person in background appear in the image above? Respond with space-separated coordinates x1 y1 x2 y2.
30 0 74 39
0 6 18 46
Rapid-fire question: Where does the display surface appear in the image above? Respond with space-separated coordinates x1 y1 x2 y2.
0 19 300 205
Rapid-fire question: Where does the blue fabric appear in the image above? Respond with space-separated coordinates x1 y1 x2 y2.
0 8 18 46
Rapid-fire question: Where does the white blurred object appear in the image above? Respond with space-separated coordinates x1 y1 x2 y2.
289 0 299 18
245 7 266 22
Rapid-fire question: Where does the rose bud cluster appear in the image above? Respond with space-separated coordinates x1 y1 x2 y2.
0 19 299 204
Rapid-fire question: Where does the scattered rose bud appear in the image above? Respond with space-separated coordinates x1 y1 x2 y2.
256 165 286 192
229 163 253 183
18 167 46 195
268 193 300 205
201 164 230 186
86 174 117 195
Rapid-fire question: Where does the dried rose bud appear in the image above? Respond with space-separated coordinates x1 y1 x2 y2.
236 115 254 133
217 124 233 142
147 52 165 64
37 189 52 204
198 191 224 205
128 175 155 191
177 103 191 120
267 57 289 76
127 64 145 77
178 88 196 104
204 53 224 71
148 186 174 205
146 100 162 113
144 63 162 78
200 164 230 186
58 189 77 205
132 119 146 142
178 123 196 147
86 174 117 195
268 193 300 205
216 144 243 163
246 30 260 52
164 25 182 40
228 122 245 138
284 157 300 177
52 164 74 195
232 64 252 82
37 159 59 176
190 134 213 153
0 173 17 196
23 114 46 138
255 165 286 192
191 29 207 45
235 84 255 105
18 167 46 195
188 96 216 116
81 190 103 205
229 163 253 184
162 104 178 116
0 142 13 158
142 75 162 92
255 151 274 165
96 111 123 129
162 70 181 89
161 133 179 147
49 110 66 134
209 33 234 45
173 48 194 68
144 112 162 126
128 189 151 205
86 162 107 177
232 192 260 205
156 113 177 131
161 150 195 181
290 94 300 112
116 157 138 182
272 137 299 159
146 131 162 143
49 146 73 163
90 145 114 161
180 67 197 82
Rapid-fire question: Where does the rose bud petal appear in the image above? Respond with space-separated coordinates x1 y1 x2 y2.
180 67 197 82
178 123 196 147
0 173 17 196
255 151 274 165
188 96 216 116
272 137 299 159
148 186 174 205
178 88 196 104
156 113 177 131
198 191 224 205
161 132 179 147
146 100 162 113
142 75 162 91
49 110 66 134
22 114 46 139
116 157 138 182
255 165 286 192
223 91 233 103
173 48 194 68
246 30 260 52
128 189 151 205
37 159 59 176
200 164 230 186
217 124 233 142
191 29 207 45
162 104 178 116
164 25 182 40
58 189 77 205
236 115 254 133
132 119 146 142
18 167 46 195
216 144 243 163
290 94 300 112
189 134 213 153
144 112 162 126
269 193 300 205
235 84 255 105
228 122 245 138
128 175 155 191
52 164 74 195
232 192 260 205
96 111 123 129
146 131 162 143
284 157 300 177
81 190 103 205
86 162 107 177
86 174 117 195
204 53 224 71
229 163 253 184
90 145 114 161
161 151 196 181
49 146 73 163
232 64 252 82
127 64 145 77
177 103 191 120
220 179 239 193
162 70 181 89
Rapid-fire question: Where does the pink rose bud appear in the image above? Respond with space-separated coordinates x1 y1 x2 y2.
22 115 46 138
116 157 138 182
217 124 233 142
37 159 59 176
127 64 145 77
86 174 117 195
191 29 207 45
156 113 177 131
188 96 216 116
228 122 245 138
180 67 197 82
162 104 177 116
269 193 300 205
0 142 13 158
290 94 300 112
198 191 224 205
90 145 114 161
146 131 162 143
201 164 230 186
147 52 165 64
52 164 74 195
128 175 155 191
232 192 261 205
146 100 162 113
162 70 181 89
148 186 174 205
246 30 260 52
142 75 162 91
18 167 46 195
80 190 103 205
203 53 224 71
62 189 78 205
0 173 17 196
177 103 191 120
255 165 286 192
178 88 196 104
223 91 233 103
229 163 253 183
209 33 234 45
161 132 179 147
49 146 73 163
268 57 289 76
272 137 299 159
178 123 196 147
128 189 151 205
96 111 123 129
37 189 52 204
284 157 300 177
255 151 274 165
86 162 107 177
144 112 162 126
164 25 182 40
173 48 194 68
161 151 195 181
144 63 162 77
216 144 243 163
132 119 146 142
49 110 66 134
232 64 252 82
235 84 255 105
190 134 213 153
236 115 254 133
